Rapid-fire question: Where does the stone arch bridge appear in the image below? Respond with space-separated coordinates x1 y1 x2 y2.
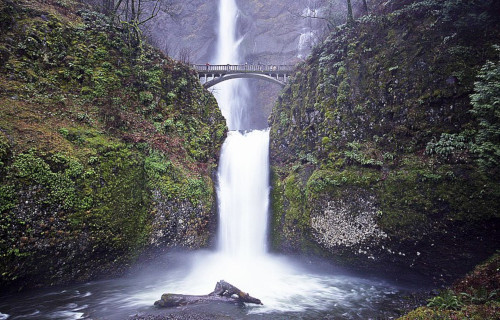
193 64 293 88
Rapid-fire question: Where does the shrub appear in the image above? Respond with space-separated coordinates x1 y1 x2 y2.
469 46 500 171
427 290 464 311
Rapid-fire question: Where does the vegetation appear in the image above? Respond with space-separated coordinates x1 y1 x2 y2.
399 253 500 319
469 48 500 173
426 46 500 176
0 0 226 290
269 0 500 279
84 0 179 53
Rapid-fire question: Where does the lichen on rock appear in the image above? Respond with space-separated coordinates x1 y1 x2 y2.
269 0 500 277
311 194 387 249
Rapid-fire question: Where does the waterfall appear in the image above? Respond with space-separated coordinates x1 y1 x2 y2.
130 0 405 315
213 0 250 130
214 0 270 259
217 130 270 258
297 3 317 59
0 2 414 318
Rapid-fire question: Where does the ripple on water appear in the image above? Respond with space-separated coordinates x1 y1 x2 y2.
0 251 425 320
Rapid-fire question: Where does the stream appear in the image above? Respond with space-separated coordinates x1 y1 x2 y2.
0 250 429 320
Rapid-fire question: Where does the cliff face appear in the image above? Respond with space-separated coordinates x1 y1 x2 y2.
146 0 326 128
269 0 500 280
0 0 226 290
143 0 218 64
147 0 313 64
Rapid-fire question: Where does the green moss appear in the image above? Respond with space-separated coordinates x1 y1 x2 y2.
0 131 9 169
269 166 314 251
434 171 500 221
0 0 226 290
283 172 309 229
0 184 15 214
269 167 285 249
269 0 500 257
144 151 212 207
79 147 150 254
11 150 87 210
377 170 432 238
343 141 383 167
377 162 500 239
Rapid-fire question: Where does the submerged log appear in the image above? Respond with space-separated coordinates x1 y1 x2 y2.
154 280 263 308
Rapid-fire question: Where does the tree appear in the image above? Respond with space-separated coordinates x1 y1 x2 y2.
362 0 369 15
154 280 263 308
286 0 352 33
178 47 192 64
346 0 354 25
114 0 176 25
83 0 178 53
287 0 369 32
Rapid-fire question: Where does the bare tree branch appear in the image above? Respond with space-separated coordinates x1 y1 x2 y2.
362 0 369 15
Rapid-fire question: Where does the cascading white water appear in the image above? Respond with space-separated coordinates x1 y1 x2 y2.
217 130 270 258
99 0 404 315
212 0 249 130
214 0 269 259
0 2 418 319
0 2 412 319
297 2 318 59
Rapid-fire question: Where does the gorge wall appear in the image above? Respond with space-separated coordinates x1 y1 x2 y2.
269 0 500 282
0 0 226 290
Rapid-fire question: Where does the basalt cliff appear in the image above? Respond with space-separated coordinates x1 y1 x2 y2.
269 0 500 282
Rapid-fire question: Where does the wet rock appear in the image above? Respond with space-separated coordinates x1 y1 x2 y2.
310 193 386 248
268 0 500 282
149 190 215 249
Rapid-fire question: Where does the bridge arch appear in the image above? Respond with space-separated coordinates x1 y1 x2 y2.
193 64 293 89
203 73 285 88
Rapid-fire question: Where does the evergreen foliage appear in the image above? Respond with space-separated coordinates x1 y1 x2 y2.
470 47 500 173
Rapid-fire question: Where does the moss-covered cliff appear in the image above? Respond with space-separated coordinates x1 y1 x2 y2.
0 0 226 291
269 0 500 280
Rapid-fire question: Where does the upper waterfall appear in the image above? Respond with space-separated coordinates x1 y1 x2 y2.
213 0 250 130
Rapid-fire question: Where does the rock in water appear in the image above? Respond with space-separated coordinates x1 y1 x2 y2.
154 280 263 307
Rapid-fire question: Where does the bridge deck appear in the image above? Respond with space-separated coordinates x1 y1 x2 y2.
193 64 293 75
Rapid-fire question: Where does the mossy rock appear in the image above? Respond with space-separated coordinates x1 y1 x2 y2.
0 0 226 291
269 0 500 276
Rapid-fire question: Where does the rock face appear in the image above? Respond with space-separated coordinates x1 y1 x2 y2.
149 191 215 249
310 191 387 249
146 0 329 126
148 0 317 64
0 0 226 291
269 0 500 281
144 0 218 63
146 0 377 127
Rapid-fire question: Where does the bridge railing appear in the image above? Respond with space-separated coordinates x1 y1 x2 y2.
193 64 293 73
